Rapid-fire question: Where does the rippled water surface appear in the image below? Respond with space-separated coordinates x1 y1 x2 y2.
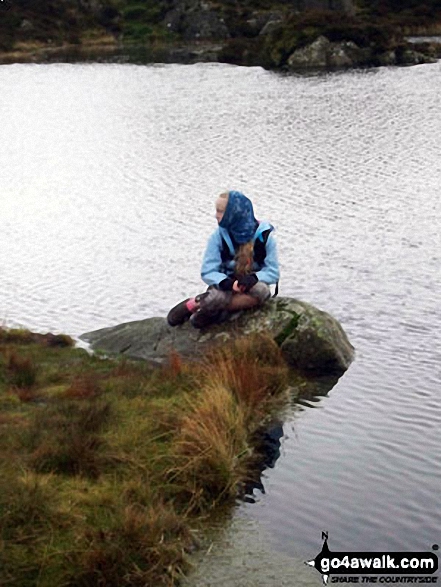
1 61 440 581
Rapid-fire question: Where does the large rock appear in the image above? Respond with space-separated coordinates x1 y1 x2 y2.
287 35 370 69
288 35 330 69
397 48 436 65
80 297 354 376
164 1 230 41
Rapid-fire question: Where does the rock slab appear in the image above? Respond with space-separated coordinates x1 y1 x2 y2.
80 297 354 376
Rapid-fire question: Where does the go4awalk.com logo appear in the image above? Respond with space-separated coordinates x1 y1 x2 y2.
306 533 439 585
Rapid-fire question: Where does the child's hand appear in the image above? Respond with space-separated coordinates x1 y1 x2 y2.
232 280 245 293
236 274 258 293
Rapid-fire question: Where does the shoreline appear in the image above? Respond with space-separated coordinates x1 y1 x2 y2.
1 34 440 70
0 38 226 66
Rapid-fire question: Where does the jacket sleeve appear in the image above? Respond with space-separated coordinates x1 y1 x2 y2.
255 232 280 285
201 230 229 286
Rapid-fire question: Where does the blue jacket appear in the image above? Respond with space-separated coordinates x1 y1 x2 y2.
201 221 280 286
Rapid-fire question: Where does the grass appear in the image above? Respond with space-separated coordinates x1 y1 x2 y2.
0 326 290 586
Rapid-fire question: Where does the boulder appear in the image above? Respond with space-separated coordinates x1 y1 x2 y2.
259 19 284 37
288 35 330 69
164 2 229 41
328 40 363 67
398 48 436 65
80 297 354 377
287 35 369 69
376 50 397 66
182 11 230 41
20 19 35 32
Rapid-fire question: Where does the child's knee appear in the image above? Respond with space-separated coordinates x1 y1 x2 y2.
248 282 271 304
201 287 232 313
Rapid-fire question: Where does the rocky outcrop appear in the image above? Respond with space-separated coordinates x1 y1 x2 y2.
162 0 355 42
287 35 367 69
80 297 354 377
257 14 284 37
286 35 437 69
164 1 229 40
398 47 437 65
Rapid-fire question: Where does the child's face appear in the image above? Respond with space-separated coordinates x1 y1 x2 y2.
215 197 227 224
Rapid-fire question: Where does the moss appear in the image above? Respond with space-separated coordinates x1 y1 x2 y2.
264 9 405 67
274 312 300 346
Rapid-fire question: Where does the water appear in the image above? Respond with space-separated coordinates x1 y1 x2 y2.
408 36 441 44
1 61 440 581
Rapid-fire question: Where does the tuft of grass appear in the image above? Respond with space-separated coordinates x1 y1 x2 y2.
6 350 38 391
169 335 289 511
71 502 193 587
64 373 102 399
0 468 70 586
0 326 35 345
0 327 73 347
172 381 249 510
201 334 289 423
43 333 74 348
166 348 184 379
26 400 112 478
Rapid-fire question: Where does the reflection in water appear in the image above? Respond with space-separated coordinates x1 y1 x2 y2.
289 374 341 409
244 375 339 501
244 421 285 501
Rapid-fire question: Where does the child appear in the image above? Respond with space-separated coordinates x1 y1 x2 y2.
167 190 280 329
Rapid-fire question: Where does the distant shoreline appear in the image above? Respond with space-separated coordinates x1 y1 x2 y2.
1 34 440 69
0 39 228 66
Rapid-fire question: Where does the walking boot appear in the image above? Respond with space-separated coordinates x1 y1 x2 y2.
167 298 192 326
190 308 222 329
167 292 210 327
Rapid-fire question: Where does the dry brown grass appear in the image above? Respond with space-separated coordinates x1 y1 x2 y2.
6 350 38 390
200 334 289 423
166 348 184 378
72 501 193 587
172 381 249 509
27 400 112 479
170 334 289 511
64 373 103 399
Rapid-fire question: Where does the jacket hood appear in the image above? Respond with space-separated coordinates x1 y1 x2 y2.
219 191 259 244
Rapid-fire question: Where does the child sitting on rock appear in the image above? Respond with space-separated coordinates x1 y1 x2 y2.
167 190 280 329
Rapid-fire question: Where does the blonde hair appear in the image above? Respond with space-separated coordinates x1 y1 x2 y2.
235 241 254 277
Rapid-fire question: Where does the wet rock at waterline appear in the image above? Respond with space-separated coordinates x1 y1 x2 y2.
286 35 437 70
81 297 354 376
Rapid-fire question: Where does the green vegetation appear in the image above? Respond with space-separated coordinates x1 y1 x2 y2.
0 327 290 586
1 0 440 67
0 0 101 51
0 0 175 52
2 0 441 58
359 0 441 28
118 0 176 43
258 9 402 68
